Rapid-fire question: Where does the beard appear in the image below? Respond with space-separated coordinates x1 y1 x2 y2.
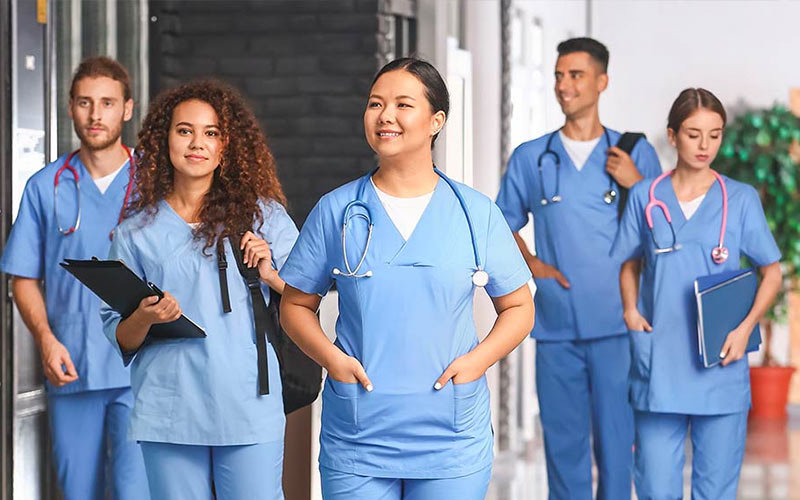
74 120 123 152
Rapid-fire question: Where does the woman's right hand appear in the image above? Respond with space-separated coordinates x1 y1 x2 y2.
131 291 182 327
624 308 652 332
326 352 373 392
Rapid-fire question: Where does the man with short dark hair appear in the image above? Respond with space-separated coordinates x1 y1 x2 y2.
496 38 662 499
1 57 149 499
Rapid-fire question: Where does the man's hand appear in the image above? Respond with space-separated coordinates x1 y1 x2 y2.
606 146 643 189
529 257 570 289
39 335 79 387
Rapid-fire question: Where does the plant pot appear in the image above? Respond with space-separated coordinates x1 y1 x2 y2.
749 365 796 419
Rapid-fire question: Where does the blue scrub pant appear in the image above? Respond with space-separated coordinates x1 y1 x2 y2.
536 334 633 500
634 410 747 500
140 440 284 500
47 387 149 500
320 465 492 500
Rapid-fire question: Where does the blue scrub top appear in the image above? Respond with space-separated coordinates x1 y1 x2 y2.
496 129 662 341
610 175 780 415
0 152 133 394
280 172 531 479
100 199 298 445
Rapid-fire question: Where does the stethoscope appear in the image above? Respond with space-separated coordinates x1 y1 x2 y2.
54 146 135 240
537 128 618 206
332 168 490 287
645 169 729 264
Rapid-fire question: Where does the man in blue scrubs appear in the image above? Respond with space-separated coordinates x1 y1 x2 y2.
1 57 149 499
496 38 662 499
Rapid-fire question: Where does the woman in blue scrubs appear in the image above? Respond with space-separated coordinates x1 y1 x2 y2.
611 88 782 499
279 58 535 500
100 81 298 500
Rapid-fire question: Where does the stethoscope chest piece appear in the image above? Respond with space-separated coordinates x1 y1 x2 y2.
472 269 489 287
603 188 617 205
711 246 729 264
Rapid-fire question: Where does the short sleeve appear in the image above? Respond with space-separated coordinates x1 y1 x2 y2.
0 178 46 279
740 186 781 267
611 183 647 262
259 200 299 272
279 198 334 296
496 148 533 232
100 226 144 365
484 201 532 297
631 139 663 179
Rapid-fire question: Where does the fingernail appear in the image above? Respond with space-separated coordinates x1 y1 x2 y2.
719 352 726 358
434 382 442 390
366 384 373 392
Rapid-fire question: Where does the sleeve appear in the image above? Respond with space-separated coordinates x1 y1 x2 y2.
631 139 663 179
495 148 533 232
100 226 144 366
260 200 300 272
278 197 334 296
0 178 46 279
484 201 533 297
610 183 647 262
740 185 781 266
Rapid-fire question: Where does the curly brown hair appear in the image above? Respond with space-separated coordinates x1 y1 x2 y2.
127 80 287 253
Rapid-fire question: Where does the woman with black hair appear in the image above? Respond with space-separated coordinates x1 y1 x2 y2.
279 58 534 499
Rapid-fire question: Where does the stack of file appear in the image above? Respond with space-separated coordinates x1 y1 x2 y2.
694 268 761 368
61 258 206 339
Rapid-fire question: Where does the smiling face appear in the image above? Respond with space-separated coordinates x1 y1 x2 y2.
668 107 724 170
363 69 445 160
554 51 608 120
168 99 224 183
68 76 133 151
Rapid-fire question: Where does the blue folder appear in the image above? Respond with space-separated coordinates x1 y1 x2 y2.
694 268 761 368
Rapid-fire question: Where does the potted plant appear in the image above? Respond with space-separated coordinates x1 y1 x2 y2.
714 104 800 419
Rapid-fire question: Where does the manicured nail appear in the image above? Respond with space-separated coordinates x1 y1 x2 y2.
434 382 442 390
719 352 726 358
366 384 373 392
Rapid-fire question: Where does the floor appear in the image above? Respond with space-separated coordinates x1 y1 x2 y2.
487 406 800 500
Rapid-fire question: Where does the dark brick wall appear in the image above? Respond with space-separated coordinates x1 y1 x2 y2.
149 0 380 223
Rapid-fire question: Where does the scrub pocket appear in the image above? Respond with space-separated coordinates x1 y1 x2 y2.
629 330 653 379
453 378 482 432
533 278 571 332
322 377 359 433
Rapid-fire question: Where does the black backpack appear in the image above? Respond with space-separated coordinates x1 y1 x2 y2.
614 132 647 219
216 236 322 414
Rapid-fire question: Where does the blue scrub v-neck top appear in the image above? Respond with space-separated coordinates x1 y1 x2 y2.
611 175 780 415
101 199 299 445
496 128 662 341
280 172 531 479
1 152 133 394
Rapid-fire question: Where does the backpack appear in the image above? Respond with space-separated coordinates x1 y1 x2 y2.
216 236 322 415
614 132 647 219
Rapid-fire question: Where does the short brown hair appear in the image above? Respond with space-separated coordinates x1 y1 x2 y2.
667 88 726 133
70 56 132 101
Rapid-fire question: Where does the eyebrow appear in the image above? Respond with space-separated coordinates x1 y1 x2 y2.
75 96 118 101
174 121 220 128
686 127 723 132
368 94 417 100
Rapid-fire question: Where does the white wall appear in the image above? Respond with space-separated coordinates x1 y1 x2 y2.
592 0 800 168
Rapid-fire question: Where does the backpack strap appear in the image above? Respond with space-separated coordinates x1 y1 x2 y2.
216 239 232 314
615 132 646 219
229 237 272 396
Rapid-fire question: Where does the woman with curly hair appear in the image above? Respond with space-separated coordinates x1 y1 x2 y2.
100 80 297 499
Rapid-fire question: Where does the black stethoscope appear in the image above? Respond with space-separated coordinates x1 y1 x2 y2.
537 128 618 206
54 146 135 240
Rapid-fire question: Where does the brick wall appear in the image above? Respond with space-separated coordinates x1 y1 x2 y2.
149 0 380 223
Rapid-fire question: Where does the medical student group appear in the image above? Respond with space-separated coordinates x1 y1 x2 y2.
0 36 781 500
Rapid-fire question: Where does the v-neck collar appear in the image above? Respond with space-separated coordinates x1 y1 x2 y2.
554 128 610 174
72 155 131 200
661 174 721 233
160 199 198 232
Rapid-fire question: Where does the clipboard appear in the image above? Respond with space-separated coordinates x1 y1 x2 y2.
60 258 206 339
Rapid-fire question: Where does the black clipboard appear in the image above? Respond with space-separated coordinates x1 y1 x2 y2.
60 258 206 339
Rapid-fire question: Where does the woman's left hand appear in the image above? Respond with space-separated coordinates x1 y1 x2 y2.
434 352 487 390
719 322 753 366
240 231 275 282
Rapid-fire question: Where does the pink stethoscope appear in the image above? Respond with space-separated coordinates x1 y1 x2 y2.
54 145 135 240
645 169 729 264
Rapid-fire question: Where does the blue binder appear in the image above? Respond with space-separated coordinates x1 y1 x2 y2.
694 268 761 368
